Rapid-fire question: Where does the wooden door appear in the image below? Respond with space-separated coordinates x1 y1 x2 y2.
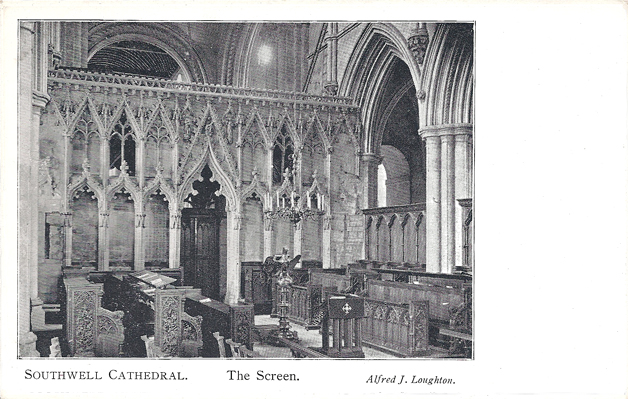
181 209 221 300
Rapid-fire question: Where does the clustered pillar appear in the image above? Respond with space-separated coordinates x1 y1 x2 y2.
419 124 473 273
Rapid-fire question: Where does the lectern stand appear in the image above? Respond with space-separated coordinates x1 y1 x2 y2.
322 296 365 358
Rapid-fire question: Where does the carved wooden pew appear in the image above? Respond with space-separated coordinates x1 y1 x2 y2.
361 298 429 357
366 278 472 355
63 276 126 357
95 307 125 357
185 290 254 357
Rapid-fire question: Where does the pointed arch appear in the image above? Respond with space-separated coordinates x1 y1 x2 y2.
420 23 474 127
340 23 422 154
67 170 105 206
241 107 271 149
177 131 239 213
106 172 142 205
143 173 176 205
239 168 269 209
274 111 300 149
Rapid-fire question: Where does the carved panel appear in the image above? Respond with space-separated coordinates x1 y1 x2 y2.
96 308 125 357
64 278 103 357
410 301 429 355
155 289 184 357
230 304 254 350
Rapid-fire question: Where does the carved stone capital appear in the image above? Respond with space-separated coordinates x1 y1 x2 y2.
419 123 474 140
233 213 243 230
323 214 332 231
32 91 51 111
360 153 382 165
99 213 109 228
170 212 182 230
263 215 273 231
323 81 339 96
135 214 146 228
407 23 429 65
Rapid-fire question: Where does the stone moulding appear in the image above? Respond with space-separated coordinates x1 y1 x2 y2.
48 69 358 109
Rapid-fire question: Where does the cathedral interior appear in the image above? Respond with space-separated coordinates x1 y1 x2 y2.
18 21 474 359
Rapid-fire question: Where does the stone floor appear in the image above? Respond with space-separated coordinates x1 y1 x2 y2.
251 315 398 358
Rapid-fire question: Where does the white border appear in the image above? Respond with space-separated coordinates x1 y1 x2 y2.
2 2 627 398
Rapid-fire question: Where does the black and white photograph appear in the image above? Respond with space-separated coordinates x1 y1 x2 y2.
1 2 626 399
15 20 474 360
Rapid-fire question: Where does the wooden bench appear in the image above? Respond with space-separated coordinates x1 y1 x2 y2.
439 328 472 357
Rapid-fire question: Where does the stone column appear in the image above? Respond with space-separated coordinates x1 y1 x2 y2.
454 128 473 266
293 220 303 267
98 208 109 271
263 214 273 258
19 21 36 354
168 207 181 269
360 153 380 209
134 210 145 270
224 210 242 305
324 23 339 96
420 123 474 274
440 135 455 274
322 214 332 268
64 212 73 267
137 137 145 188
172 138 179 185
101 136 109 187
419 133 441 273
32 92 49 299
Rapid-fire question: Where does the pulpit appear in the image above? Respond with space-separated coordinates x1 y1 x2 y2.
322 296 365 358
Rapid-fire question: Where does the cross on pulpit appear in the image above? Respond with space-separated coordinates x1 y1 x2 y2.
323 296 365 358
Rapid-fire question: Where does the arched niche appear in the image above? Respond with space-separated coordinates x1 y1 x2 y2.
240 193 264 261
145 114 174 180
70 188 99 267
109 110 137 177
70 103 101 177
144 191 170 268
240 117 267 184
272 124 295 186
181 164 227 300
108 189 135 270
301 120 328 188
